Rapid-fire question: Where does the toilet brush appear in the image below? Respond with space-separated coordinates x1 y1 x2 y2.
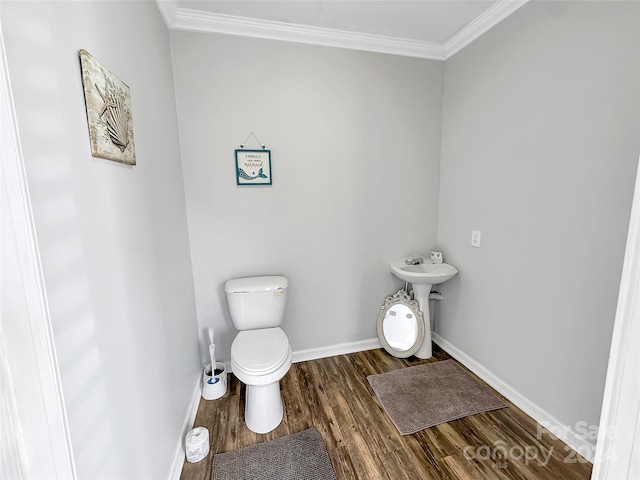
208 328 220 375
209 343 221 375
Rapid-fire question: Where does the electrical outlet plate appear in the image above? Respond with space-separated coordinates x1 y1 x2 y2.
471 230 481 248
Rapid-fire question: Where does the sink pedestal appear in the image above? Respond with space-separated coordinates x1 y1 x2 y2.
388 258 458 360
412 284 434 359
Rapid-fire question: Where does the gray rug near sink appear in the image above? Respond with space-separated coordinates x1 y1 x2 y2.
367 359 507 435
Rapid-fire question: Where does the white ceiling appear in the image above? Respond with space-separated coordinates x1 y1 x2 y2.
158 0 529 59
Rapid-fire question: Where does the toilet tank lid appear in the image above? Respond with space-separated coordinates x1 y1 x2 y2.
225 275 289 293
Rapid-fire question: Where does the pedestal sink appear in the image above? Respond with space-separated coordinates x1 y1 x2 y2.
389 259 458 359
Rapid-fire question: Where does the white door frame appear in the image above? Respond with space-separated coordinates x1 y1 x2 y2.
591 153 640 480
0 24 76 479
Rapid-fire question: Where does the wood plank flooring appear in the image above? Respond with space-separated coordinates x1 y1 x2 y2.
180 345 593 480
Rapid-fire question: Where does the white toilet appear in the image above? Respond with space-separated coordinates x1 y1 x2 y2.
224 275 292 434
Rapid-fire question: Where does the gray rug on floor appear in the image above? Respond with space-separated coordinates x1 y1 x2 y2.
367 359 507 435
212 427 337 480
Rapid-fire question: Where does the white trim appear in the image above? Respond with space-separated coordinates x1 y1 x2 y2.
156 0 179 28
291 337 382 364
155 0 529 60
167 373 202 480
432 332 596 462
166 6 443 60
591 154 640 479
222 338 383 373
443 0 530 58
1 24 76 480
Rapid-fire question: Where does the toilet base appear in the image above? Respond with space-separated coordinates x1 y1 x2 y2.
244 382 283 434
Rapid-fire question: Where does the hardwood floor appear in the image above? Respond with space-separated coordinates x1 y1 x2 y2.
180 346 593 480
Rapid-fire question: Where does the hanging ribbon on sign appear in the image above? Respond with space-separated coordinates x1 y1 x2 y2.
239 132 267 150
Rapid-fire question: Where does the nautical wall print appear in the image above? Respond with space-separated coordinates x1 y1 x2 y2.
79 49 136 165
235 150 272 186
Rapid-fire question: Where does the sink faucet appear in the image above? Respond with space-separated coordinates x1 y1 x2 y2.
405 257 423 265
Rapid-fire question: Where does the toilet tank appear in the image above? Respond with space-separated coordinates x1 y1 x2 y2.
224 276 288 330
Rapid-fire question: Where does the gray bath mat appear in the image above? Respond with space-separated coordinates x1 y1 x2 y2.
212 427 337 480
367 360 506 435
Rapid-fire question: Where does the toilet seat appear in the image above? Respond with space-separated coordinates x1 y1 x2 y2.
231 327 290 376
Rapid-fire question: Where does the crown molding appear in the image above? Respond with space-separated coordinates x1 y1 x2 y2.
156 0 529 61
156 0 179 29
158 2 444 60
444 0 530 59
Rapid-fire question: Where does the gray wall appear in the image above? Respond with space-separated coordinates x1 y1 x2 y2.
2 1 200 478
437 0 640 430
170 32 444 363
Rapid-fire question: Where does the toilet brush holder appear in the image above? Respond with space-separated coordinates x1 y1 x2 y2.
202 362 227 400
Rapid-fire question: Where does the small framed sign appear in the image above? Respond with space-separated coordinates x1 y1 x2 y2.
235 149 272 186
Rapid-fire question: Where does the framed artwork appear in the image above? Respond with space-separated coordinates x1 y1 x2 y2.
235 149 272 186
79 49 136 165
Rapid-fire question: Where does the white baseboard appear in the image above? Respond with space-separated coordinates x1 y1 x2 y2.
167 373 202 480
432 332 596 462
221 338 383 373
291 337 382 364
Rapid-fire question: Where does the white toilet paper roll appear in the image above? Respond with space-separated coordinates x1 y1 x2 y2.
185 427 210 463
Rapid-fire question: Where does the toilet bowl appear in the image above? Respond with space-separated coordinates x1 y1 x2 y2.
225 276 291 434
231 327 292 433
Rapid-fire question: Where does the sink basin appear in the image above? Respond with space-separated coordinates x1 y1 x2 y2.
389 259 458 285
